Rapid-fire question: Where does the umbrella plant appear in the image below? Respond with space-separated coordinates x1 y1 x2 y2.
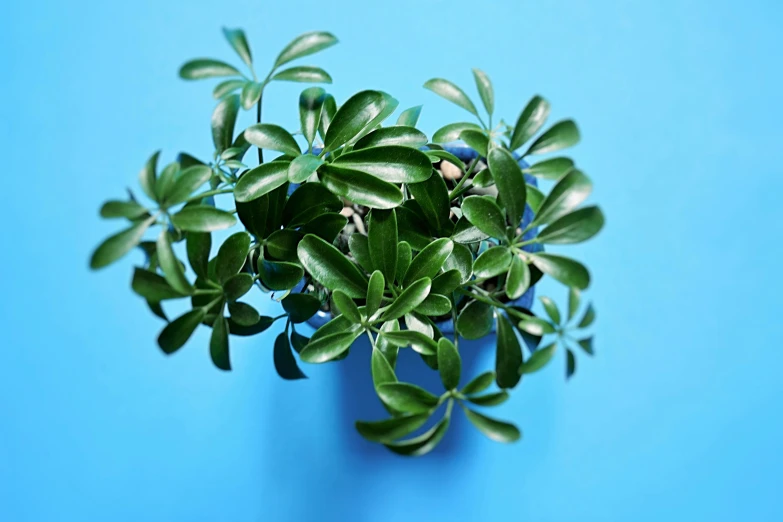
91 28 604 456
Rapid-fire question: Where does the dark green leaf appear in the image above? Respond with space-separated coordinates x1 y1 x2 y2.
240 81 263 110
517 316 556 336
366 270 385 318
215 232 251 283
459 129 489 158
274 332 307 380
179 59 241 80
265 229 302 261
396 241 412 284
211 94 240 153
275 31 338 67
431 269 461 295
158 308 205 354
496 314 523 389
464 408 521 443
452 216 489 244
90 215 155 269
163 166 213 206
332 290 362 323
488 148 526 226
416 294 452 316
348 234 373 273
228 315 274 336
407 171 451 236
291 330 309 353
368 209 398 284
282 182 341 226
236 194 268 238
300 213 348 242
272 66 332 83
355 126 428 150
529 253 590 290
234 161 291 202
462 371 495 395
396 205 433 250
244 124 300 157
577 336 594 355
578 304 595 328
437 337 461 390
318 94 337 141
526 120 580 156
423 78 479 117
154 162 179 202
443 242 473 283
156 229 193 295
350 92 399 145
380 330 437 356
371 348 397 389
539 296 561 324
99 200 148 220
355 414 429 443
385 417 449 456
472 68 494 116
537 206 604 244
427 149 465 169
222 27 252 67
456 300 493 340
462 196 507 238
568 288 581 322
185 232 210 280
510 95 550 151
282 293 322 323
377 320 400 367
228 301 260 326
223 273 253 301
264 183 289 236
519 342 556 374
298 234 369 298
323 90 386 152
381 277 432 322
473 247 512 279
524 157 574 180
505 255 530 300
138 151 160 201
467 391 509 407
334 146 432 184
147 300 168 322
396 105 422 127
432 122 482 144
403 239 453 287
377 383 439 413
318 164 403 209
531 169 592 226
213 79 246 99
131 268 187 301
209 316 231 371
566 348 576 379
171 206 236 232
259 259 303 290
299 87 326 148
299 330 357 363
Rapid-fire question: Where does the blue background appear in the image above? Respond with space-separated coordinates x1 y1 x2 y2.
2 0 782 520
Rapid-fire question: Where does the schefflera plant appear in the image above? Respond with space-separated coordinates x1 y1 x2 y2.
91 28 604 457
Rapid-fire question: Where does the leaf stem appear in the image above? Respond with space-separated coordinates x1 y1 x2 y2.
447 157 480 201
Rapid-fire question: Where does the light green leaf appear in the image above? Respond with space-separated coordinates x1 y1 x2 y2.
432 122 482 144
298 234 369 298
163 165 212 206
299 87 326 149
366 271 385 318
99 200 148 220
287 155 324 185
452 216 490 244
171 206 237 232
234 161 291 202
349 234 373 273
416 294 452 316
520 342 556 374
355 414 429 443
154 162 179 203
384 417 450 456
459 129 489 157
524 157 574 180
396 241 412 284
466 391 509 407
138 151 160 201
577 336 594 355
462 371 495 395
318 94 337 141
464 408 521 443
517 316 556 336
525 120 580 156
578 304 595 328
179 59 241 80
272 66 333 83
396 105 422 127
526 184 545 214
443 242 473 283
222 27 252 67
568 288 581 321
371 348 397 389
431 270 462 295
510 95 550 151
240 81 263 110
275 31 338 67
213 79 247 99
539 296 562 324
332 290 362 323
318 164 403 209
472 68 494 116
156 229 193 295
423 78 479 117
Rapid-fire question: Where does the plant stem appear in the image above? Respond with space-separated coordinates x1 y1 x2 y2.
455 288 529 320
447 157 480 201
186 187 235 202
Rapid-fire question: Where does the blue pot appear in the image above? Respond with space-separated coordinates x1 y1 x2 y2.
305 143 542 332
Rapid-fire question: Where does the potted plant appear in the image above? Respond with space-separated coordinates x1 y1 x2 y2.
90 28 604 457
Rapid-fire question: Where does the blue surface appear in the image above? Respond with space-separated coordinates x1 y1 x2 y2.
2 1 783 521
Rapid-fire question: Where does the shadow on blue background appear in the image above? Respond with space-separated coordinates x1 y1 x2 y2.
2 1 783 521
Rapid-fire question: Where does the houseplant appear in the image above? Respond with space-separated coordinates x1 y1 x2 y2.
90 28 604 456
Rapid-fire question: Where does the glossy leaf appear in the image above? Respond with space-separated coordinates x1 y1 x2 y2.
452 216 490 244
282 293 321 323
462 196 507 238
377 383 439 414
244 124 300 157
164 165 212 206
179 59 241 80
236 195 268 238
505 256 530 300
318 164 403 209
459 129 489 158
472 68 494 115
299 87 326 148
90 216 155 269
381 330 437 356
323 90 386 152
215 232 251 283
228 301 260 326
366 271 385 319
234 161 291 202
431 269 462 295
517 316 556 336
395 241 412 284
221 27 252 66
158 308 205 354
443 243 474 283
274 332 307 380
462 371 495 395
377 320 400 367
520 342 556 374
578 304 596 328
334 146 432 184
416 294 452 316
510 95 550 151
437 338 461 390
172 206 236 232
282 181 341 226
396 105 422 127
209 316 231 371
432 122 482 144
456 300 493 340
355 126 428 150
259 259 303 290
265 229 302 261
488 148 526 226
298 234 368 298
423 78 479 117
275 31 338 67
531 169 592 227
332 290 362 323
131 268 186 301
368 209 398 284
539 296 561 324
381 277 432 322
299 330 357 363
213 79 246 99
300 213 348 243
403 239 453 287
211 94 240 153
496 314 523 389
407 171 451 236
467 391 509 407
526 120 580 156
464 408 521 443
537 206 604 244
524 157 574 180
529 253 590 290
385 417 450 457
318 94 337 140
223 273 253 302
473 247 512 279
156 229 193 295
355 414 429 443
348 234 373 273
272 66 332 83
371 348 397 389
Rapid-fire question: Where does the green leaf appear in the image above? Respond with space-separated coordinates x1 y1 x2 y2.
348 234 373 273
179 59 241 80
524 157 574 180
259 259 303 290
99 200 148 220
529 253 590 290
531 169 592 226
371 348 397 389
282 181 341 226
334 146 433 183
432 122 482 144
228 301 260 326
155 162 180 202
171 206 236 232
240 81 263 110
407 170 451 236
290 331 309 353
158 308 205 354
423 78 479 117
264 183 289 236
236 194 268 238
318 164 403 209
377 383 438 414
467 391 509 407
377 320 400 367
472 68 494 116
526 120 580 156
396 205 433 250
517 316 556 336
568 288 581 321
437 338 461 390
381 277 432 322
505 256 530 300
452 216 489 244
350 92 399 145
519 342 556 374
265 229 302 261
90 215 155 269
464 408 521 443
298 234 369 298
431 270 461 295
227 315 274 336
416 294 452 316
131 268 187 301
456 300 493 340
318 94 337 141
380 330 437 356
443 242 474 283
472 169 494 188
222 27 252 67
332 290 362 323
234 161 291 202
368 209 398 284
223 273 253 302
213 79 246 99
211 94 240 153
488 148 527 226
163 165 213 206
496 314 523 389
300 213 348 243
473 247 512 279
138 151 160 201
566 348 576 379
244 123 300 157
275 31 338 67
323 90 386 152
577 336 594 355
272 66 332 83
427 149 465 169
274 332 307 380
537 206 604 244
459 129 489 158
209 316 231 371
462 371 495 395
578 304 595 328
462 196 507 238
299 330 357 363
384 417 450 456
282 293 321 323
156 229 193 295
510 95 550 151
355 414 429 443
526 184 545 214
355 126 428 150
396 241 412 284
215 232 250 283
299 87 326 149
396 105 422 127
403 239 453 287
366 271 385 319
539 296 561 324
